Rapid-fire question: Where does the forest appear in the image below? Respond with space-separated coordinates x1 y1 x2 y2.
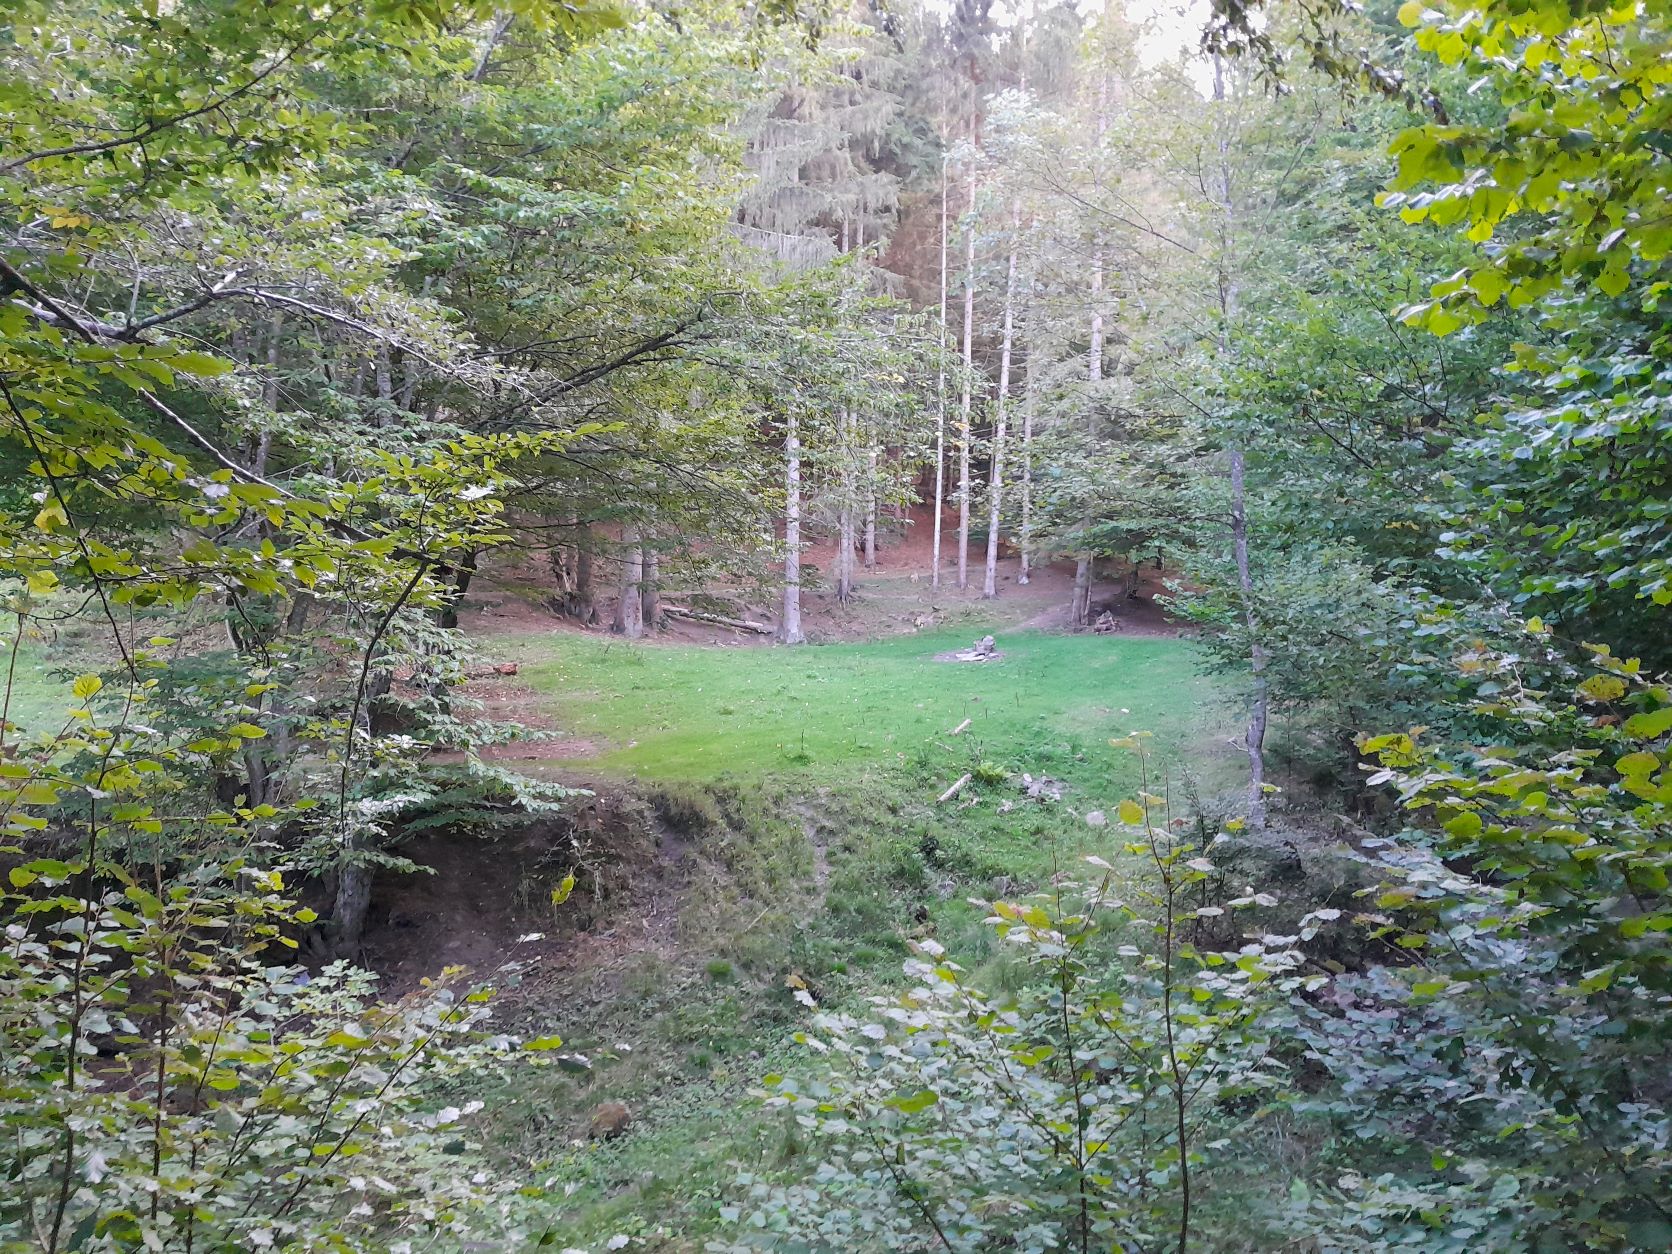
0 0 1668 1249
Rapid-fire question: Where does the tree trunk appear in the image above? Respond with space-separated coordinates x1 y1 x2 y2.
1214 53 1268 829
932 146 949 589
550 532 576 597
256 312 281 476
398 351 420 411
836 407 856 604
397 285 429 410
551 521 598 623
374 344 393 426
241 744 272 811
1071 558 1094 624
780 412 805 644
957 155 978 591
863 441 878 570
983 201 1020 599
366 667 398 738
641 547 660 630
1230 444 1268 825
614 527 644 639
324 860 372 963
436 550 476 631
327 634 394 962
266 591 311 778
1073 51 1110 628
1019 335 1035 585
574 535 596 624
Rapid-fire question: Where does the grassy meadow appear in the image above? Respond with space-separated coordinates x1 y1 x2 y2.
502 625 1234 788
472 624 1251 1249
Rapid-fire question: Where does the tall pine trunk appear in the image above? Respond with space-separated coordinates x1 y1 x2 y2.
932 148 949 588
863 440 878 569
836 407 856 604
957 154 977 591
1073 52 1109 628
780 412 805 643
1019 332 1035 584
983 200 1020 598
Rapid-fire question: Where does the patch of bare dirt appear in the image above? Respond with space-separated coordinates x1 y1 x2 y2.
361 786 683 999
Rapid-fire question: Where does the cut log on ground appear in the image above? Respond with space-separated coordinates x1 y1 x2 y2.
662 605 774 635
937 773 972 804
950 718 972 736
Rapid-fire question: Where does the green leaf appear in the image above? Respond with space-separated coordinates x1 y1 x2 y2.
1468 267 1506 306
169 351 234 377
1623 707 1672 738
1577 674 1626 702
1615 751 1659 779
888 1088 939 1114
18 782 61 806
1443 811 1482 839
1578 964 1617 994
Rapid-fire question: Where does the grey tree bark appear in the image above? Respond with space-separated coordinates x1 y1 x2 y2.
1019 333 1035 585
957 153 977 590
836 407 856 604
1072 47 1109 628
779 411 805 644
983 200 1020 599
641 547 660 630
863 440 878 570
1213 53 1268 830
614 526 644 639
932 147 948 588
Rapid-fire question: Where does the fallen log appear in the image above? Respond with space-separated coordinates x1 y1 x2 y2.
937 773 972 804
662 605 773 635
949 718 972 736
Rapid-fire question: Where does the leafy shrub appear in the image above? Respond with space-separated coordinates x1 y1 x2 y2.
717 772 1318 1252
0 854 573 1249
1311 633 1672 1249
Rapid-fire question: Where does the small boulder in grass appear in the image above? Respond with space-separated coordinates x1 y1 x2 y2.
1085 810 1107 827
1022 773 1063 802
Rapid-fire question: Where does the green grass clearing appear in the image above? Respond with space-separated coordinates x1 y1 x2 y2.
466 625 1250 1249
500 625 1235 789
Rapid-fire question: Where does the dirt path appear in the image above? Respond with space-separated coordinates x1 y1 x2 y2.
791 796 832 898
